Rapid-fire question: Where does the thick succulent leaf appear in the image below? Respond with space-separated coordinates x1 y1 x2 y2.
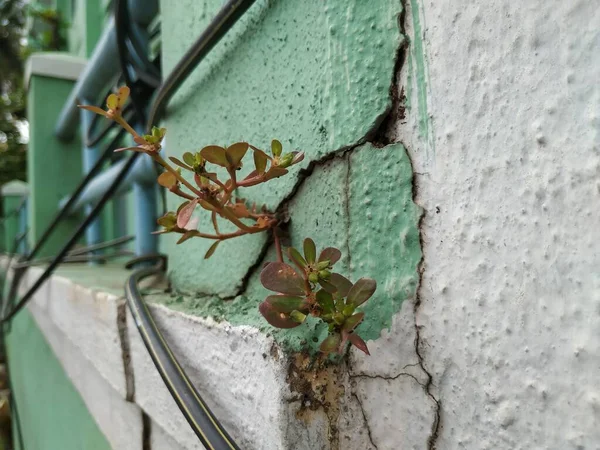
177 198 198 229
78 105 110 118
259 302 301 329
303 238 316 264
226 142 248 167
106 93 119 110
265 295 306 313
204 240 220 259
319 333 341 354
199 199 219 212
116 86 130 106
271 139 282 157
157 171 177 188
291 151 305 165
318 247 341 266
316 289 334 314
200 145 229 167
182 152 196 167
287 247 307 270
169 156 192 170
260 262 305 295
318 278 337 293
348 333 370 355
227 202 251 218
328 273 353 298
264 166 288 181
157 213 176 228
342 312 364 332
253 149 268 173
176 230 200 244
347 278 377 306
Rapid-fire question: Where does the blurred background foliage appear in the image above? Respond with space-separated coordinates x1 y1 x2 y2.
0 0 67 192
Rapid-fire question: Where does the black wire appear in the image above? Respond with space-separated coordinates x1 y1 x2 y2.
25 127 128 264
124 255 241 450
146 0 257 131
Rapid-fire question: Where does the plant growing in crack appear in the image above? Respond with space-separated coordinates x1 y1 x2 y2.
81 87 378 356
260 238 377 355
79 86 304 258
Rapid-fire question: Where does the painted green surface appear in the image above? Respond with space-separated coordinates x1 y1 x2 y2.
5 309 112 450
68 0 104 58
28 75 83 258
149 143 422 352
160 0 405 296
1 181 28 254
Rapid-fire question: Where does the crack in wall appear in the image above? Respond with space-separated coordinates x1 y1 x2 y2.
142 411 152 450
351 392 379 450
116 300 136 402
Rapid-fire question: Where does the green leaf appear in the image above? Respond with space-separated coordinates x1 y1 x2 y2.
259 302 301 329
319 247 341 266
316 289 334 314
318 278 337 293
289 310 307 324
271 139 282 157
253 149 269 173
319 333 341 354
176 230 200 245
226 142 248 167
157 212 177 228
260 262 306 295
204 240 220 259
265 295 306 313
287 247 307 269
182 152 196 166
342 312 364 332
200 145 229 167
303 238 316 264
347 278 377 306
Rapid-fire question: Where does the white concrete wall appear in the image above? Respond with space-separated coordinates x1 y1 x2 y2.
389 0 600 448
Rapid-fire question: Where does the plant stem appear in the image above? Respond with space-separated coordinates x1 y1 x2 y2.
211 211 220 235
273 229 283 263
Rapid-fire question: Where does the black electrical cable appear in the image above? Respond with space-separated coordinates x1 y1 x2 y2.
146 0 257 131
25 126 128 264
124 255 241 450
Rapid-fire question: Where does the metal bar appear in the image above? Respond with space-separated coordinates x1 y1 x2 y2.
80 101 103 261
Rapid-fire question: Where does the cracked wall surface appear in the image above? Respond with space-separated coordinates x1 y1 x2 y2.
396 0 600 449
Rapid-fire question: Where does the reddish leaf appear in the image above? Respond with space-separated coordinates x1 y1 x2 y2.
260 262 306 295
253 149 268 173
200 145 229 167
169 156 192 170
319 333 341 354
176 230 200 244
204 241 220 259
328 273 353 297
291 151 305 165
266 295 306 313
199 200 219 212
303 238 316 264
342 312 364 332
318 278 337 293
347 278 377 306
177 198 198 229
226 142 248 167
318 247 341 266
348 333 370 355
264 166 288 181
259 302 301 329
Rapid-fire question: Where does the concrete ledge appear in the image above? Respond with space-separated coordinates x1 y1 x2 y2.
25 53 87 87
3 260 434 449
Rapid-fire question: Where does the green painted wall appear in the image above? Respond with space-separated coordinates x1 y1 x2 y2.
27 75 83 258
5 309 112 450
158 0 422 352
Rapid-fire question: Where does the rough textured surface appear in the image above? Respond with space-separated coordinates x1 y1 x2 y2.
394 0 600 448
159 0 404 296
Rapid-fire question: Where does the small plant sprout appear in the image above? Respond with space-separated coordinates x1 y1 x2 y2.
79 86 304 258
259 238 377 355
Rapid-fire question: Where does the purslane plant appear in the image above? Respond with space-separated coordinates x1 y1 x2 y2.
259 238 377 355
79 87 304 258
82 87 378 356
